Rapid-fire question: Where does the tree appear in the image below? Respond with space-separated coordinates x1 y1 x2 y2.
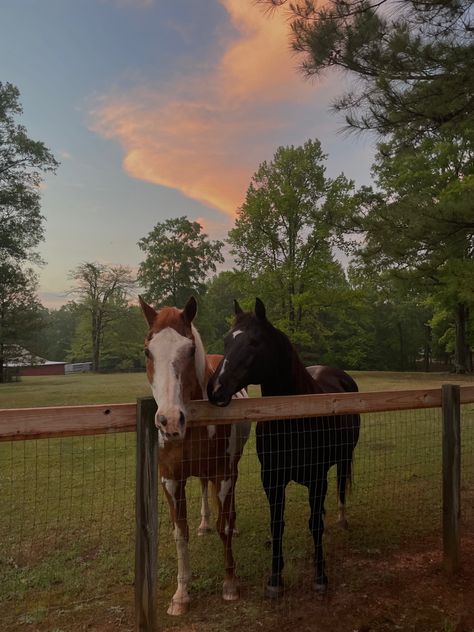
351 127 474 372
228 139 354 336
260 1 474 140
0 82 58 381
138 216 224 307
0 82 58 263
0 263 45 381
198 271 254 352
68 262 136 371
33 303 82 362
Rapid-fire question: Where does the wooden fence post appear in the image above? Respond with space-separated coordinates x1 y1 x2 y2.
135 397 158 631
441 384 461 574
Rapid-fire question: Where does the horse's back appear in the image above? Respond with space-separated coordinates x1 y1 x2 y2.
306 365 358 393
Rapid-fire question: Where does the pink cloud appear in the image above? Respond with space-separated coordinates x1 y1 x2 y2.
91 0 314 218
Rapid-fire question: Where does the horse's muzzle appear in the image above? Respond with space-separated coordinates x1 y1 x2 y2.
207 385 232 407
155 409 186 440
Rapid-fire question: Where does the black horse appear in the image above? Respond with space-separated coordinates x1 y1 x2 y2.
207 298 360 596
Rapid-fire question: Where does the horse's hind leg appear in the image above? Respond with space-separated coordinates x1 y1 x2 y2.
215 476 239 601
197 479 213 535
264 482 286 598
336 460 350 529
308 477 328 593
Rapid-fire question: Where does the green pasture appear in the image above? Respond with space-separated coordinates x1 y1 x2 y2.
0 372 473 631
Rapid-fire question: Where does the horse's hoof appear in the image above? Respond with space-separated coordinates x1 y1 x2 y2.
197 526 214 536
337 518 349 530
265 584 284 599
223 580 239 601
167 599 190 616
265 573 284 599
224 525 240 536
312 581 328 596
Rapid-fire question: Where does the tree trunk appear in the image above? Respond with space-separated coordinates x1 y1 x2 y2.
92 310 101 372
453 302 468 374
397 321 405 371
423 324 432 372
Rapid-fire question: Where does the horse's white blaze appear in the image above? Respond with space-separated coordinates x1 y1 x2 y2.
148 328 189 417
218 358 228 378
218 478 232 506
212 358 228 394
232 329 244 339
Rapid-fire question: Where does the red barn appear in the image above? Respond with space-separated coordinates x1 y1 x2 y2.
5 347 66 377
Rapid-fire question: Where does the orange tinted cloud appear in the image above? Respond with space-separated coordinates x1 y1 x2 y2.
91 0 313 217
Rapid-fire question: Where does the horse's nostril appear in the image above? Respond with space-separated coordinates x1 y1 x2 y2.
172 432 180 438
179 411 185 427
159 414 168 427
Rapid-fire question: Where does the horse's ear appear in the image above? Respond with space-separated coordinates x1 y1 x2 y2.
139 295 157 327
183 296 197 324
234 299 243 316
255 297 266 320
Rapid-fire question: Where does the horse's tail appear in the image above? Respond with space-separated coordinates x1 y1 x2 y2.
337 412 360 503
337 451 354 502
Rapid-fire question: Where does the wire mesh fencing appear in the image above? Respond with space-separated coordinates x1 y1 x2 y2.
0 392 473 631
0 432 136 631
154 407 455 623
461 400 474 526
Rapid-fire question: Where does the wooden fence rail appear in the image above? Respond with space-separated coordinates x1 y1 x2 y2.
1 385 474 441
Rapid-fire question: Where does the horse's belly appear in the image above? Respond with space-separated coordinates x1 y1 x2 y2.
256 419 338 485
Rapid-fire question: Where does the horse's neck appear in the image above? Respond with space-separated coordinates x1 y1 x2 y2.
261 338 319 397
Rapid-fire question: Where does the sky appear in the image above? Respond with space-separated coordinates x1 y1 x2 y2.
1 0 376 308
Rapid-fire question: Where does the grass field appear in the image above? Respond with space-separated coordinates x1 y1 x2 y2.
1 371 473 631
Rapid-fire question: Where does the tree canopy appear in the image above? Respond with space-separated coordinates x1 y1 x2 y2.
260 0 474 139
228 139 354 336
138 216 224 307
68 262 136 371
0 82 58 382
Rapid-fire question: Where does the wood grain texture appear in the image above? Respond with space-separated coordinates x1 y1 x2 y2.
1 386 474 440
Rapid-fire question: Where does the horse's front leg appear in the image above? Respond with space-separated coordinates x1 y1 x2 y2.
263 480 286 598
162 478 191 615
215 475 239 602
197 479 213 535
308 476 329 593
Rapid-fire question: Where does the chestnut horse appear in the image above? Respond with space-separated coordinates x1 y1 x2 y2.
208 298 360 597
139 296 250 615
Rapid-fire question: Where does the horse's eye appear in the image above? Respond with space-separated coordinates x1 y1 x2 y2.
144 348 151 358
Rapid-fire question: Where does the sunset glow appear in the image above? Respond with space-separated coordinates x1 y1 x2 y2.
91 0 313 217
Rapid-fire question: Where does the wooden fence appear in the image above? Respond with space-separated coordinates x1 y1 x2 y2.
1 384 474 631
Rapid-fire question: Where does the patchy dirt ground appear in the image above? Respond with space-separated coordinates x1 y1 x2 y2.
8 528 473 632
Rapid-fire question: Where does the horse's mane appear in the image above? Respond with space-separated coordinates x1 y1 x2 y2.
274 326 322 395
238 314 320 395
191 323 207 394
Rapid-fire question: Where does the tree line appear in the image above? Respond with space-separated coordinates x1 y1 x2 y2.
1 0 473 379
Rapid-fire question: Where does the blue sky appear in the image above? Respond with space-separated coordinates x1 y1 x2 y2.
1 0 375 307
